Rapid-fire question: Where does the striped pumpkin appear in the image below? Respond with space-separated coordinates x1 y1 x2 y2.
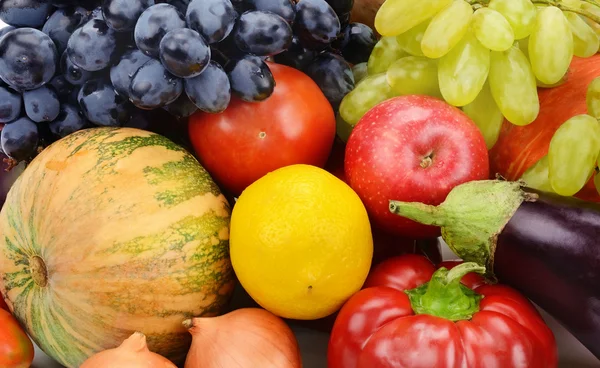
0 127 235 367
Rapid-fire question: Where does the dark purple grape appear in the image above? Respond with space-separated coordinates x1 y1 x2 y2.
245 0 296 24
303 52 354 110
67 85 81 105
325 0 353 16
210 47 229 67
134 4 186 58
78 79 131 126
102 0 155 32
61 51 94 86
185 60 230 113
42 7 88 55
294 0 340 50
273 36 316 70
0 26 14 40
159 28 210 78
79 0 103 10
49 104 87 137
110 48 152 97
23 86 61 123
163 93 198 118
67 19 119 72
0 28 58 91
0 87 22 123
49 75 73 101
186 0 238 44
213 33 244 60
233 11 292 56
226 55 274 102
52 0 78 7
231 0 249 13
0 0 52 28
1 117 39 161
338 23 377 64
129 59 183 110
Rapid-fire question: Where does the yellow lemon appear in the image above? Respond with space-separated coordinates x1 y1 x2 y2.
230 164 373 320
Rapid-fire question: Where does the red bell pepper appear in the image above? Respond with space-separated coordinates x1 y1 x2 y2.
328 254 557 368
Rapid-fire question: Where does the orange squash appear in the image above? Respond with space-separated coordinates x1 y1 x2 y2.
489 55 600 202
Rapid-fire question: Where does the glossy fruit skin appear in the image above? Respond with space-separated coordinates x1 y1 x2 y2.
42 7 88 54
0 127 234 368
245 0 296 24
328 255 558 368
159 28 211 78
273 35 317 70
129 59 183 110
0 0 52 28
184 60 231 113
49 104 88 137
490 55 600 202
294 0 341 50
0 28 58 91
345 95 489 238
61 51 94 86
186 0 238 44
0 308 35 368
303 52 355 110
0 86 22 123
189 62 336 195
226 55 275 102
233 10 293 56
337 22 377 64
23 86 61 123
67 19 118 72
102 0 154 32
163 93 198 119
0 117 39 161
135 4 186 58
110 49 152 98
326 0 354 16
78 79 131 126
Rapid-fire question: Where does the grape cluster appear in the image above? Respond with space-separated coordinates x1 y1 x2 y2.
338 0 600 147
520 77 600 197
0 0 377 163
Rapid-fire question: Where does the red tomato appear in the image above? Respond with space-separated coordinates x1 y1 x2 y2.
188 62 336 195
0 309 34 368
0 297 7 311
328 255 557 368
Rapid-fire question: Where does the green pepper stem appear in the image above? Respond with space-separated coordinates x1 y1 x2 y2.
405 262 486 321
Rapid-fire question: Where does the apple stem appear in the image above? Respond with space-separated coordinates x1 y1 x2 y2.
420 155 434 169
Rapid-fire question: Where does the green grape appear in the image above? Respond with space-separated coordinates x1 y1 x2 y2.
336 112 353 143
548 114 600 196
462 82 503 149
438 33 490 106
518 37 530 58
528 6 573 85
375 0 452 36
586 77 600 118
421 0 473 59
352 63 369 84
564 12 599 58
367 37 409 75
537 72 568 88
489 46 539 126
339 73 396 126
560 0 582 9
396 19 431 56
488 0 537 39
472 8 515 51
520 155 555 193
386 56 441 97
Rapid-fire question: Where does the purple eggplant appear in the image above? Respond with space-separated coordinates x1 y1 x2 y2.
388 180 600 360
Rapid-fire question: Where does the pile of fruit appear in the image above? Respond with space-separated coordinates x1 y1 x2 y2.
1 0 600 367
0 0 376 164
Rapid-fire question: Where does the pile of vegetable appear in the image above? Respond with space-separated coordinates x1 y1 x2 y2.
2 0 600 366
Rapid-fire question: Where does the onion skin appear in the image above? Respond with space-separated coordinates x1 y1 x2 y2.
80 332 177 368
184 308 302 368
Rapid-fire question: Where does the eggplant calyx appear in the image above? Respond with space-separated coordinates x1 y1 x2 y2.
389 180 528 275
405 262 486 321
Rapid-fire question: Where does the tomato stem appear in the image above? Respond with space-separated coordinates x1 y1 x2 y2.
405 262 486 321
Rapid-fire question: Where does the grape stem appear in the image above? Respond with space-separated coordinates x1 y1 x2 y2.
531 0 600 23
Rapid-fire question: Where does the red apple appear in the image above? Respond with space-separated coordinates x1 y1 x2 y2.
345 95 489 238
